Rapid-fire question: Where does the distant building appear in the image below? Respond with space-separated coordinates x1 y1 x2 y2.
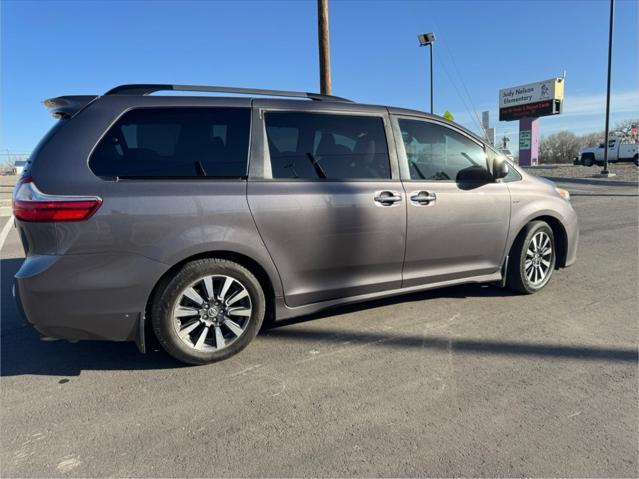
15 160 27 175
0 152 29 175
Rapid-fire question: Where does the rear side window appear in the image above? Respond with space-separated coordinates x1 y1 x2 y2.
264 112 391 180
90 108 250 179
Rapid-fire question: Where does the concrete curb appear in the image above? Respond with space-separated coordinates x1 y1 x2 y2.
541 176 639 188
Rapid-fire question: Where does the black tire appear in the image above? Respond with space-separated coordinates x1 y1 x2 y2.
506 221 556 294
633 154 638 167
582 154 595 167
151 258 265 365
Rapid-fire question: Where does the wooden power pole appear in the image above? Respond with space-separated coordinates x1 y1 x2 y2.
317 0 332 95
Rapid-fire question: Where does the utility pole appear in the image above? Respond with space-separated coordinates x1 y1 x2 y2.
317 0 332 95
601 0 615 177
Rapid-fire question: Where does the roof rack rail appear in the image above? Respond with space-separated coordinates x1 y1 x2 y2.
104 84 352 102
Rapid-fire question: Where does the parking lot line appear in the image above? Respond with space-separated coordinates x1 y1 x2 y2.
0 215 14 252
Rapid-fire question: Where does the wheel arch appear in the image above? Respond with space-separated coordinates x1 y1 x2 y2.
145 250 277 328
511 215 568 268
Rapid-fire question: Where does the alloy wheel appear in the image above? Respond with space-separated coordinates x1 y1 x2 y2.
525 231 553 286
172 275 252 352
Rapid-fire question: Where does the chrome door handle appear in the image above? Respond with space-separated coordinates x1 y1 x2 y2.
374 191 402 205
410 191 437 205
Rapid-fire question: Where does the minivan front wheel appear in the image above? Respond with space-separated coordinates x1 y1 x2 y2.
506 221 556 294
151 258 265 365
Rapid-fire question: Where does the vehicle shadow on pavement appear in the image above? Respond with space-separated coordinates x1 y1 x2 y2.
263 327 638 363
1 258 183 377
265 284 638 364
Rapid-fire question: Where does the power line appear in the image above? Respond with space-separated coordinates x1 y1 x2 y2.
422 12 487 136
432 48 484 133
437 33 486 136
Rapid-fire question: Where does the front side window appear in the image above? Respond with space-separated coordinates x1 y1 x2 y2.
487 147 522 183
398 119 488 181
90 107 250 178
264 112 391 180
502 164 522 182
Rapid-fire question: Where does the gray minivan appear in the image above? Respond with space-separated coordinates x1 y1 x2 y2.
13 84 578 364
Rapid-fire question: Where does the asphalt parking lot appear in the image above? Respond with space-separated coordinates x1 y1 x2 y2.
1 176 637 477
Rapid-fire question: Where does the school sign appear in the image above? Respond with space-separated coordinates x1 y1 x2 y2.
499 78 564 121
498 77 565 166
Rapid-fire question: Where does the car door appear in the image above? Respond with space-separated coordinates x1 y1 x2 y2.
247 101 406 307
608 139 618 161
391 114 511 287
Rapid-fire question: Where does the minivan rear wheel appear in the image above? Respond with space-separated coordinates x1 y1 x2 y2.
506 221 556 294
151 258 265 365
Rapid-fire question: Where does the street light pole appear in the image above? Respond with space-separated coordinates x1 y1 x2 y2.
602 0 615 176
429 43 434 114
418 33 436 114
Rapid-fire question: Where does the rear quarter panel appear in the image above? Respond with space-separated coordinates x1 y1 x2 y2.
55 180 281 291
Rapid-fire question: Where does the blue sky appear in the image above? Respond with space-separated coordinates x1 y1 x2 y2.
1 0 638 154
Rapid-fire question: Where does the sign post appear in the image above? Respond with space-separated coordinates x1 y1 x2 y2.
518 118 539 166
499 77 564 166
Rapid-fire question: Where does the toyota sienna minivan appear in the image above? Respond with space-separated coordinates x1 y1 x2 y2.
13 84 578 364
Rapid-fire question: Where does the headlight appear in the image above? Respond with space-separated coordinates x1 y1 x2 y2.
555 187 570 201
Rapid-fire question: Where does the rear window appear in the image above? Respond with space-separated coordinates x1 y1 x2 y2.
90 107 250 179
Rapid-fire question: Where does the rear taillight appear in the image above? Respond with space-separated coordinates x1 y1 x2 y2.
12 177 102 222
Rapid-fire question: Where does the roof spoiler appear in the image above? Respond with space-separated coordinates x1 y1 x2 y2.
43 95 98 119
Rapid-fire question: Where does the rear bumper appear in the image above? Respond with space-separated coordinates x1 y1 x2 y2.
15 252 167 341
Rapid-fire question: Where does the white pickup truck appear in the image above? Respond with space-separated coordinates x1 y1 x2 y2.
575 138 639 166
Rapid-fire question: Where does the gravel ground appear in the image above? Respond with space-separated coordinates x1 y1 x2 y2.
523 163 639 182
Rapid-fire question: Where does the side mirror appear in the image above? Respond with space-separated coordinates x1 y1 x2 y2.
493 156 509 180
456 165 492 184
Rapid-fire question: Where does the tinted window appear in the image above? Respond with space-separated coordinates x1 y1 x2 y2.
264 112 390 180
90 108 250 178
398 119 488 181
